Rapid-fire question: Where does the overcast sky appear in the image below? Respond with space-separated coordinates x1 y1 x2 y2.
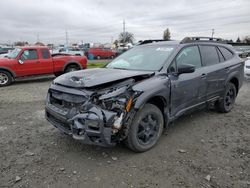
0 0 249 44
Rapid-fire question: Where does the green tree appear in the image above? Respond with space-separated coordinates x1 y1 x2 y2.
119 32 134 44
236 37 241 43
14 41 29 46
163 28 171 40
243 36 250 44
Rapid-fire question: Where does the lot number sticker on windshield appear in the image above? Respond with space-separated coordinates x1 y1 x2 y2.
156 47 173 52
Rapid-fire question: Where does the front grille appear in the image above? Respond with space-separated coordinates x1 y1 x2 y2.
49 90 88 110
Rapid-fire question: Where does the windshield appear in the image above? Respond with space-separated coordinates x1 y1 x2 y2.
106 45 175 71
7 48 21 59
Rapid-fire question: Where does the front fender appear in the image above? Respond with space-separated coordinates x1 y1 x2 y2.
132 75 170 109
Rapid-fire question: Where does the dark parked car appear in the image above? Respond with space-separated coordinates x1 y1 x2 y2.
0 47 14 55
45 37 244 152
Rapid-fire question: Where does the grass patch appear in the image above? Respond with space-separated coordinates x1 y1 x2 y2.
87 61 110 69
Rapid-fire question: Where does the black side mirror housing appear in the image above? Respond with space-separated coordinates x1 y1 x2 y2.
178 63 195 74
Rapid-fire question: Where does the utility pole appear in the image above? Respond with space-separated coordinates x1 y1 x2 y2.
37 33 40 42
123 19 126 34
123 19 126 43
211 29 215 38
111 36 113 44
65 31 68 49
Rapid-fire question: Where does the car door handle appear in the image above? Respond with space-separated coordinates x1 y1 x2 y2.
201 73 207 79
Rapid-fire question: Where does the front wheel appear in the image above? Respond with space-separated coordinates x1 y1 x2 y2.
0 70 13 87
217 82 237 113
125 103 164 152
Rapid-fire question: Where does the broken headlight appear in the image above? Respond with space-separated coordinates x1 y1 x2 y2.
95 86 131 111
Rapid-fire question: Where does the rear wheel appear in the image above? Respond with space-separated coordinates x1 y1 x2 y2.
217 82 237 113
96 56 101 60
65 65 80 73
125 104 164 152
0 70 13 87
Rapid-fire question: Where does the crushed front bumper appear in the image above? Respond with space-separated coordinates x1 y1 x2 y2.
45 85 118 147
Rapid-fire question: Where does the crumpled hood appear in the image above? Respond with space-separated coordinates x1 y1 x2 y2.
54 68 154 88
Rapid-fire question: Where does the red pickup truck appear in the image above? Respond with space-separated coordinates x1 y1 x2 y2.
0 46 87 86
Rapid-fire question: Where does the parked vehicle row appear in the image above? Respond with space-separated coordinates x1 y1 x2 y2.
57 47 85 56
0 47 14 58
0 46 87 86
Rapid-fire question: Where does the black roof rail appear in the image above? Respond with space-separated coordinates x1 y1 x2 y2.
137 39 170 45
180 37 226 44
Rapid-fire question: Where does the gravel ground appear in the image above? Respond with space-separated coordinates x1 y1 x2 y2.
0 76 250 188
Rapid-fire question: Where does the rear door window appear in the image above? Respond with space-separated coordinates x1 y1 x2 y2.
41 49 50 59
216 47 225 62
218 46 233 60
199 45 220 66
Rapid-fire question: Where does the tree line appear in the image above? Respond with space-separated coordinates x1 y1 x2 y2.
116 28 250 44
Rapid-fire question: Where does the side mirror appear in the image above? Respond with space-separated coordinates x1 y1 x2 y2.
18 59 24 64
178 63 195 74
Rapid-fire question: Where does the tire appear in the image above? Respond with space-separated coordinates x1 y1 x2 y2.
0 70 13 87
96 56 101 60
65 65 80 73
217 82 237 113
125 103 164 152
110 55 114 59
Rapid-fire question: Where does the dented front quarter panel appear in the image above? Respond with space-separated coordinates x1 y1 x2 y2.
132 73 171 109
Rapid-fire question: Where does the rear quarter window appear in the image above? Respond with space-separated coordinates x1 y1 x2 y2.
199 45 220 66
218 46 233 60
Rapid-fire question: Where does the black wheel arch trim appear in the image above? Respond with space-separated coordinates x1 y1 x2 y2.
0 66 16 78
133 90 170 127
63 61 82 72
225 71 241 93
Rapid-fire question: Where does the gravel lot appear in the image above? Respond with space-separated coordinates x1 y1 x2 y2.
0 76 250 188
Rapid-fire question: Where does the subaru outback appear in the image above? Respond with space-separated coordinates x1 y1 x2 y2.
45 37 244 152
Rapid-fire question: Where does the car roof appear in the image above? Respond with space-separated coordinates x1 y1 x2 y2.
139 41 180 47
140 40 233 49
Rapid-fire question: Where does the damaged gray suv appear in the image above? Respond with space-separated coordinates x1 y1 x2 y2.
45 37 244 152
